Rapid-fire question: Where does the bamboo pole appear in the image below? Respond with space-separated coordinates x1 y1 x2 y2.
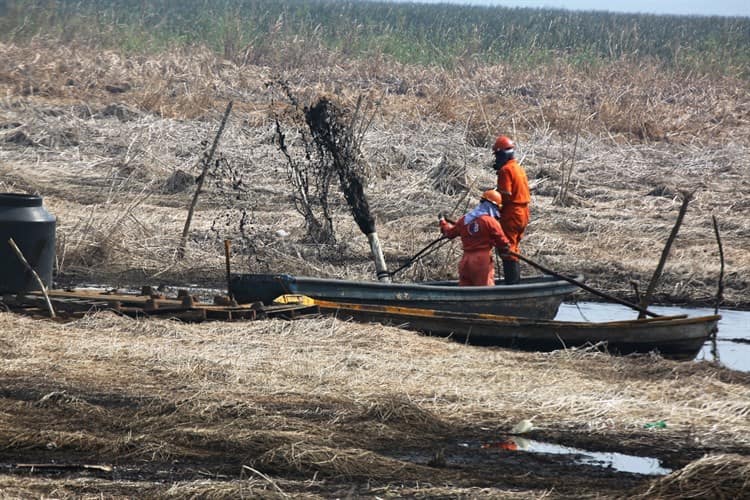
8 238 56 319
178 100 234 258
712 215 724 317
388 234 448 278
638 191 693 318
508 250 661 318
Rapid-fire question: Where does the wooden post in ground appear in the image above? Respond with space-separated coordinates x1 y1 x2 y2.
178 100 234 258
638 191 693 318
712 215 724 317
224 239 233 299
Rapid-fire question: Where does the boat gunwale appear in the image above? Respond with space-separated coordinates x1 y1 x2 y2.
279 274 584 294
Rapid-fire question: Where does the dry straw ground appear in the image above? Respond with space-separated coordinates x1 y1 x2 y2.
1 39 750 497
0 311 749 497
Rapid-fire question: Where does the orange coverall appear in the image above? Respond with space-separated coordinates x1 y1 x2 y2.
440 214 511 286
496 158 530 261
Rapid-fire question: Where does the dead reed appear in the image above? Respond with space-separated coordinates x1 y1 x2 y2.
2 38 747 303
2 27 749 498
0 310 748 496
632 453 750 498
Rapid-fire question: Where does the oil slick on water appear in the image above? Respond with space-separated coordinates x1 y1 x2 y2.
474 438 672 476
555 302 750 372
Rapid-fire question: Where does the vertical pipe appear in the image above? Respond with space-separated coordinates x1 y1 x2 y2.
367 232 391 282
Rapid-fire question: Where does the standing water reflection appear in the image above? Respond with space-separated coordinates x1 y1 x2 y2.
555 302 750 372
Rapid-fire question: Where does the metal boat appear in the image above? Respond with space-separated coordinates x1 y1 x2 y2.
229 273 581 319
314 299 720 360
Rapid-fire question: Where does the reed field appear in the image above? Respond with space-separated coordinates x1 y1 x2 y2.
2 0 750 74
1 0 750 497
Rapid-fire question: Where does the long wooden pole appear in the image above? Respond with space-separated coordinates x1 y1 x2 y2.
178 100 234 258
8 238 56 319
638 191 693 318
507 250 661 318
712 215 724 316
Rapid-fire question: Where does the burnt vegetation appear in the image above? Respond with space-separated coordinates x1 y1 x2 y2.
1 4 749 495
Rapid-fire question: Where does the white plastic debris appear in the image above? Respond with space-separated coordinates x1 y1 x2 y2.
510 419 535 434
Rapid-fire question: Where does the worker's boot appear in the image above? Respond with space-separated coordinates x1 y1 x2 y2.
503 260 521 285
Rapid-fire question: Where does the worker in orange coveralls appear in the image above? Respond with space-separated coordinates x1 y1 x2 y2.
492 135 530 285
439 190 511 286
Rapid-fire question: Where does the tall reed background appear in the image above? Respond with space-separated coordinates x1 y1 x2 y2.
2 0 749 76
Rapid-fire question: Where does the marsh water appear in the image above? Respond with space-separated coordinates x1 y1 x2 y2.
556 302 750 372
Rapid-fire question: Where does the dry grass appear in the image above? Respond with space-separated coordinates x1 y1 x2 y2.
1 39 748 304
0 311 749 496
631 453 750 499
1 36 749 496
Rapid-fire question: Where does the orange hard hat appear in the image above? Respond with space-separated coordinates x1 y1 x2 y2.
492 135 514 153
481 189 503 207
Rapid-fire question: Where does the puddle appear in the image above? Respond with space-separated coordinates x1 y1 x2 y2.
475 438 672 476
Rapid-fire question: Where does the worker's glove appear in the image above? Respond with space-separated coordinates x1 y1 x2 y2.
499 244 511 256
438 212 446 222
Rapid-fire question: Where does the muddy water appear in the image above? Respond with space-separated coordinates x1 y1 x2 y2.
555 302 750 372
473 438 672 475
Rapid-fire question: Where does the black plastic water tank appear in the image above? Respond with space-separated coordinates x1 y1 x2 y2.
0 193 56 294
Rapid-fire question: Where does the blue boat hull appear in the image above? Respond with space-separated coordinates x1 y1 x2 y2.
229 273 581 319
